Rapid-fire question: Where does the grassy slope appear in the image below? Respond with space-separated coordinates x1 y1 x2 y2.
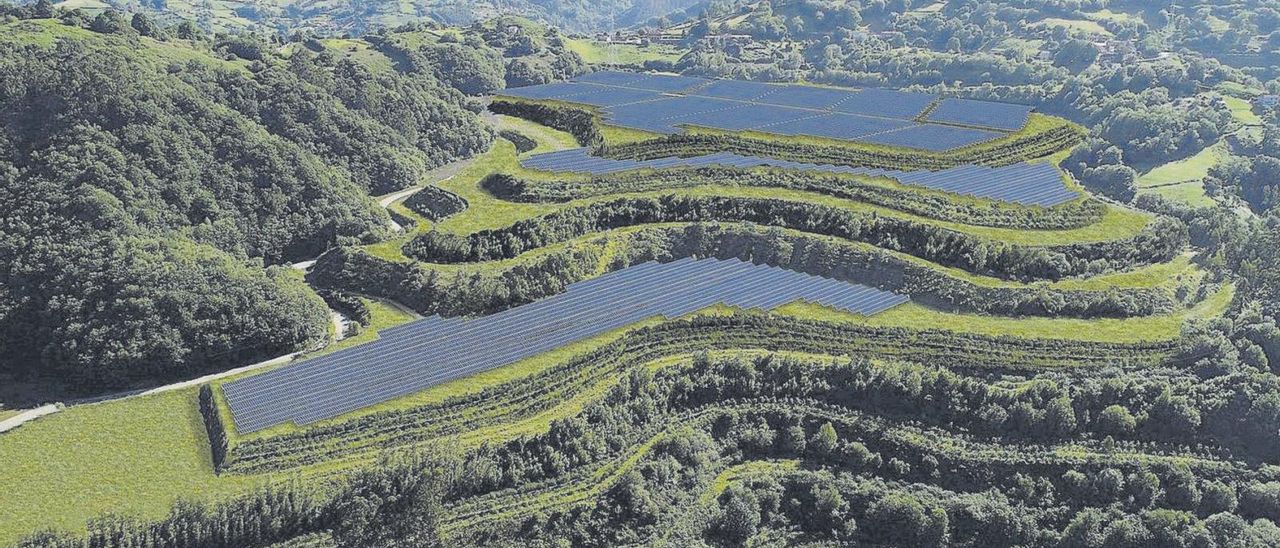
1149 182 1215 207
1035 17 1112 36
564 38 684 64
1224 95 1263 126
1136 139 1226 207
701 459 800 503
0 298 416 545
1137 140 1226 188
0 389 259 546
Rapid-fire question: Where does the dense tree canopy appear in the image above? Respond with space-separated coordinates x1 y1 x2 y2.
0 16 496 389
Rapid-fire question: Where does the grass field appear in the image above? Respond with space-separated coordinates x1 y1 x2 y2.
1083 9 1143 24
319 38 395 73
1218 81 1264 99
0 297 422 545
1143 181 1215 208
1137 140 1226 188
0 389 260 546
565 38 684 65
1224 95 1262 126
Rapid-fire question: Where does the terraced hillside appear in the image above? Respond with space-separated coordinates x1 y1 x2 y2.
2 73 1262 548
196 82 1246 543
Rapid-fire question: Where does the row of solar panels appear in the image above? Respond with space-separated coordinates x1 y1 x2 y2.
520 148 1080 207
222 258 909 433
498 72 1034 149
565 72 1035 131
501 82 1003 151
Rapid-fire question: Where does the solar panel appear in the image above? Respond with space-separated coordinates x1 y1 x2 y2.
858 124 1003 152
498 81 604 101
674 103 815 131
519 148 1080 206
499 74 1038 152
572 70 648 87
696 79 782 101
222 259 908 433
620 73 711 93
926 98 1034 131
754 84 860 110
833 88 938 119
753 113 915 140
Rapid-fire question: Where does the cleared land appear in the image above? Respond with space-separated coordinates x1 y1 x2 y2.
0 389 257 546
1224 95 1263 125
1137 140 1226 188
564 38 683 65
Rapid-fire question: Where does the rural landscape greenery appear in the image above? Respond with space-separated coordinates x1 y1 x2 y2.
2 0 1280 546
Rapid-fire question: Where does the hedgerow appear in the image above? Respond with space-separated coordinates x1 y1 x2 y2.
313 224 1183 319
402 194 1184 281
402 185 469 221
219 313 1173 474
484 167 1104 230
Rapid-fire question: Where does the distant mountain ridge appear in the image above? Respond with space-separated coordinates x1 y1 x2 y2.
39 0 706 34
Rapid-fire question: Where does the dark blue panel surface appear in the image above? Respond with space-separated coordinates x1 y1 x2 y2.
859 124 1003 151
696 79 782 101
222 259 907 433
755 113 915 140
925 98 1034 131
834 88 938 119
755 85 860 110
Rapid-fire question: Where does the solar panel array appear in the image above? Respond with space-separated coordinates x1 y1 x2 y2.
858 124 1005 152
222 258 908 433
926 98 1035 131
521 148 1080 207
497 71 1033 151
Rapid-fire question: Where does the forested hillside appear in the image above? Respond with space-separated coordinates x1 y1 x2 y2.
0 8 526 392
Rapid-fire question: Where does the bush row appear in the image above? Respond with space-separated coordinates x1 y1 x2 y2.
484 167 1104 230
220 313 1173 474
401 194 1185 281
315 289 371 327
489 99 598 148
198 384 230 473
497 129 537 154
316 223 1184 319
402 185 469 222
599 124 1085 170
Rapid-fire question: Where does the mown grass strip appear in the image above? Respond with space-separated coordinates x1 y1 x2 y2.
777 281 1233 344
